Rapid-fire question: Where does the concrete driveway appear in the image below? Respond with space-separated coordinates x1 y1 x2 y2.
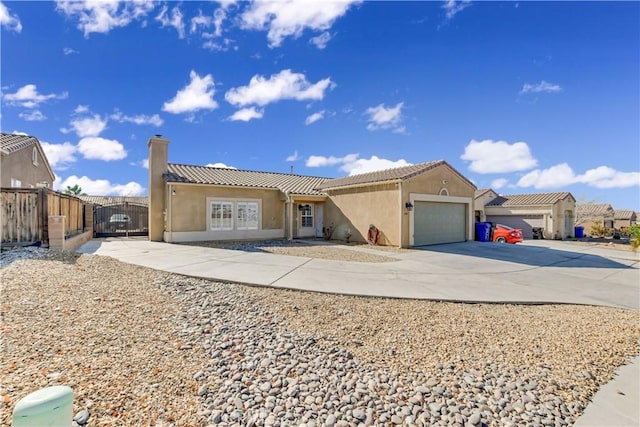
77 238 640 309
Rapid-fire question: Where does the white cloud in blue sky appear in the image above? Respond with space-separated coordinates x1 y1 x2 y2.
61 114 107 138
442 0 472 20
305 111 325 125
365 102 405 133
2 84 68 108
110 110 163 127
461 139 538 174
41 141 77 169
55 174 144 196
55 0 155 37
19 110 46 122
309 32 332 49
163 71 218 114
228 107 264 122
518 164 640 190
520 81 562 94
155 5 185 39
77 137 127 161
0 1 22 32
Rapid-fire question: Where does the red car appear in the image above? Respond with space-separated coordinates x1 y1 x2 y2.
492 224 523 244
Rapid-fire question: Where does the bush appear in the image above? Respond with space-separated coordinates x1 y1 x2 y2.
590 223 607 237
629 224 640 251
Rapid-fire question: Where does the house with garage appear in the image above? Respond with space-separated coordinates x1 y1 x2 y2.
479 192 576 239
474 189 499 222
1 133 55 189
612 209 637 233
148 135 477 247
575 203 615 235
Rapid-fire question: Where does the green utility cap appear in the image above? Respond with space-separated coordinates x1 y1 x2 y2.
12 385 74 427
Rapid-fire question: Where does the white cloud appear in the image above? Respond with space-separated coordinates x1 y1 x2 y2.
202 37 235 52
77 137 127 161
74 104 89 113
442 0 472 20
309 31 332 49
286 150 300 162
342 156 412 176
155 5 185 38
306 153 412 176
490 178 509 190
163 70 218 114
461 139 538 173
141 158 149 169
240 0 360 47
41 141 78 169
225 69 334 107
365 102 405 133
55 0 155 37
305 110 325 125
110 110 163 127
228 107 264 122
517 163 640 189
63 114 108 138
0 1 22 32
63 47 78 55
520 80 562 94
306 153 359 168
2 84 68 108
205 162 236 169
19 110 47 121
55 175 144 196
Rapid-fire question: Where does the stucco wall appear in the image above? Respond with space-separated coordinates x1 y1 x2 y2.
552 197 576 238
1 146 53 188
324 183 400 245
474 190 498 221
168 184 284 232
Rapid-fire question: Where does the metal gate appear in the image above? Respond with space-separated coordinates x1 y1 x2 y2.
94 203 148 237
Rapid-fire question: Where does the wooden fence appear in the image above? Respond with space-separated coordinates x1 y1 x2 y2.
1 188 89 246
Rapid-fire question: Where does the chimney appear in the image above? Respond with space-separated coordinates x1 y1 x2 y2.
148 135 169 241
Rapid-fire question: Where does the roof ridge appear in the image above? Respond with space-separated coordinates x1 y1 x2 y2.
167 162 331 180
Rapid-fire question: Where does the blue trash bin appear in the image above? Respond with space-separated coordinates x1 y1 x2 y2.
475 222 492 242
574 226 584 238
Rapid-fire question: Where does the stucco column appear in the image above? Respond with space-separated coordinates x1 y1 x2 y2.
48 215 65 249
148 136 169 242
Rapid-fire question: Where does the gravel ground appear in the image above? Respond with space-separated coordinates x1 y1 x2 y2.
1 246 639 427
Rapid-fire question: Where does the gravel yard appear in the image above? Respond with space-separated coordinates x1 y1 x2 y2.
1 247 638 427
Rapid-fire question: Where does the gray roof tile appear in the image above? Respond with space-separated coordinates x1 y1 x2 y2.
486 192 574 206
576 203 614 217
164 163 329 196
1 132 38 153
79 195 148 207
613 209 636 220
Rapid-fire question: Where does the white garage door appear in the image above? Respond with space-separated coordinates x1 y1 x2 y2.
486 215 544 239
413 201 466 246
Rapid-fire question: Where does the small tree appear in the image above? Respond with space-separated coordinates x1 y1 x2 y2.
64 184 86 196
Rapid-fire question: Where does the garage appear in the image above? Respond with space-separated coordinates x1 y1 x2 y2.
414 201 466 245
486 214 544 239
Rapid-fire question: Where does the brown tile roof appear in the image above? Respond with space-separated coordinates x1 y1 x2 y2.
486 192 574 207
164 163 329 196
1 132 39 154
318 160 475 190
576 203 614 217
79 195 148 207
613 209 636 220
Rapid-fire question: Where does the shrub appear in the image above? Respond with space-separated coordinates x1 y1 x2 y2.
629 224 640 251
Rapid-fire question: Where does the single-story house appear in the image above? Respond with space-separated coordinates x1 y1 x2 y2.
613 209 637 232
481 192 576 239
576 203 615 235
148 136 477 247
1 132 55 189
474 188 499 222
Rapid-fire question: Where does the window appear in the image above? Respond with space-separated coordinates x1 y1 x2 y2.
300 204 313 228
237 202 259 230
439 188 449 196
210 202 233 230
32 147 38 166
10 178 22 188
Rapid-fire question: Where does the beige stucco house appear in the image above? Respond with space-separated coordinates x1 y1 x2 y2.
148 136 477 247
478 191 576 239
1 133 55 189
613 209 637 232
576 203 615 235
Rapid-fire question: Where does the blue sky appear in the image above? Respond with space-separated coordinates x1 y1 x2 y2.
1 1 639 210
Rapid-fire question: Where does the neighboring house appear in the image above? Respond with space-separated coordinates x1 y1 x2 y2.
1 133 55 189
482 192 576 239
148 136 477 247
613 209 637 232
474 188 499 222
576 203 615 235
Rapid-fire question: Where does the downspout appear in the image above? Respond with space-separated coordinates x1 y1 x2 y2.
167 183 172 242
398 181 403 248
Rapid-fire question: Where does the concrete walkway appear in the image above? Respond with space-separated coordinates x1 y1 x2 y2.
76 238 640 426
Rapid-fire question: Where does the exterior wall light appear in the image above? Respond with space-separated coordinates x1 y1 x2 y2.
405 202 414 211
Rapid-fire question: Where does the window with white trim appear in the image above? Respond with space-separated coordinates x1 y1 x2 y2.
210 202 233 230
300 204 313 228
237 202 259 230
11 178 22 188
32 147 39 166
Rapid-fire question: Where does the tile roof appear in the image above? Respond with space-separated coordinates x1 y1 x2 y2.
613 209 636 220
475 188 496 199
486 192 574 207
318 160 474 190
79 195 148 207
576 203 614 217
1 132 38 154
164 163 329 196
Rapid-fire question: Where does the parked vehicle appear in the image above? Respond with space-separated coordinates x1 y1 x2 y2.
492 224 523 244
109 214 130 231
